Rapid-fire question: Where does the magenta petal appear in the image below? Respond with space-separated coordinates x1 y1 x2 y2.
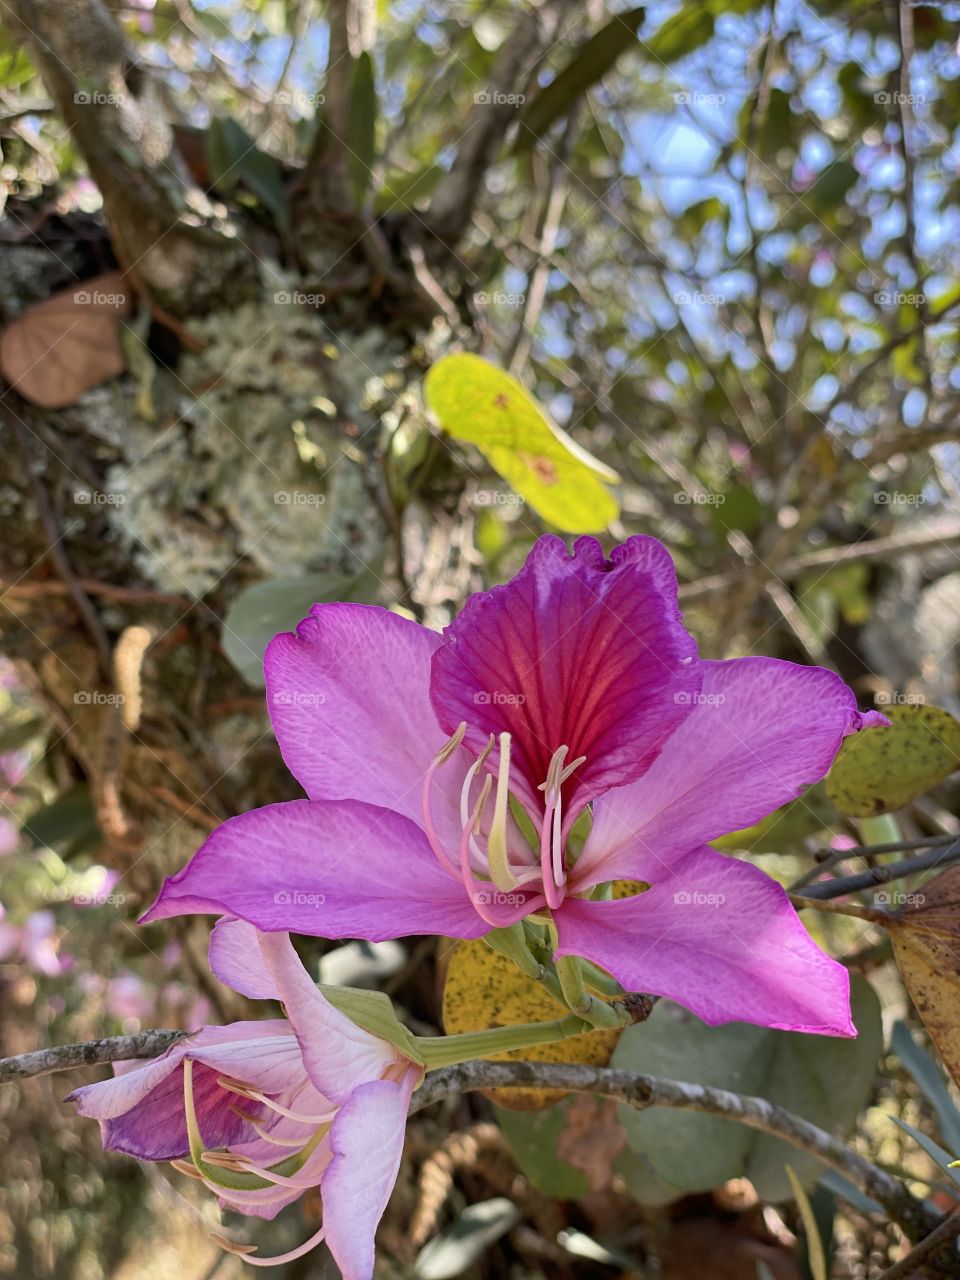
141 799 486 942
322 1070 417 1280
555 847 854 1035
576 656 881 887
265 604 450 824
431 535 699 812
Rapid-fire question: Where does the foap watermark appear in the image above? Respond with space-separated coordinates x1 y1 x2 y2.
474 291 526 308
673 890 726 906
674 290 725 307
273 890 326 907
875 889 924 908
875 690 925 706
472 490 526 507
73 289 126 308
474 690 526 707
275 90 325 110
272 690 326 707
74 90 125 107
274 290 326 308
674 691 725 707
473 889 525 908
674 91 726 107
474 91 525 106
874 290 925 308
273 491 326 507
674 490 725 506
74 690 125 706
74 890 127 907
874 91 926 106
74 489 125 506
874 491 926 507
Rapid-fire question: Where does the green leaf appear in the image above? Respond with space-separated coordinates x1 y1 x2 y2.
414 1198 520 1279
516 7 646 150
348 52 377 204
494 1102 590 1197
424 354 619 533
205 117 288 228
22 784 99 855
221 571 378 687
711 783 838 854
786 1166 828 1280
892 1021 960 1155
646 7 714 61
612 978 882 1201
893 1117 960 1185
826 704 960 817
804 161 858 214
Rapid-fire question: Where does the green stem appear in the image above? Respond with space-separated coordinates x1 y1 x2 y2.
555 955 625 1028
416 1014 590 1070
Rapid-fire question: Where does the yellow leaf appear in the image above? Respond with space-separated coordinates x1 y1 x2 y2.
441 939 622 1110
424 354 619 534
826 704 960 817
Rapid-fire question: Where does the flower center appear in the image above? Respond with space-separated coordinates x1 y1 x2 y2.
421 724 585 924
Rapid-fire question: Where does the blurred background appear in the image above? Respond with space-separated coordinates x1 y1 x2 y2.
1 0 960 1275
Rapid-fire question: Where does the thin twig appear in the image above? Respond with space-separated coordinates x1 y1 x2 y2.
0 1031 186 1082
876 1207 960 1280
799 842 960 901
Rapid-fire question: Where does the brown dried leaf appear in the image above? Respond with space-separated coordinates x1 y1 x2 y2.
0 271 133 408
889 863 960 1087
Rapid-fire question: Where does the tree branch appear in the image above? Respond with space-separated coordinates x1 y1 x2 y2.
425 7 557 246
412 1061 941 1250
9 1034 941 1255
0 1030 186 1082
8 0 251 312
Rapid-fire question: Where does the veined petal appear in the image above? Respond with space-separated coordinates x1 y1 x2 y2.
322 1069 418 1280
209 916 280 1001
265 604 461 838
258 931 399 1102
431 535 700 814
555 847 854 1036
576 656 884 887
142 799 486 942
67 1022 302 1160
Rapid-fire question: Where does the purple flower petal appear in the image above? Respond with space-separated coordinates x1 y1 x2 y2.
209 916 281 1001
142 799 485 942
555 847 854 1036
576 656 882 887
68 1022 302 1159
322 1070 418 1280
431 535 699 815
265 604 462 836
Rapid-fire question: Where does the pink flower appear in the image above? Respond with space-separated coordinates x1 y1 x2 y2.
144 535 886 1036
69 923 420 1274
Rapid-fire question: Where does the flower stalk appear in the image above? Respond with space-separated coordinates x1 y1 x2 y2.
415 1013 590 1069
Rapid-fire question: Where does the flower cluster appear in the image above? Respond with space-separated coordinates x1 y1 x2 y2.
73 535 885 1272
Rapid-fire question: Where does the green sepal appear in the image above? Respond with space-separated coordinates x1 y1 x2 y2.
319 984 425 1066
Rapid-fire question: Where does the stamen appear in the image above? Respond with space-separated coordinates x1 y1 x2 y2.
486 732 518 892
211 1223 329 1268
458 733 494 870
228 1105 309 1147
421 724 468 879
202 1151 253 1172
217 1077 336 1125
170 1158 204 1181
538 745 581 910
